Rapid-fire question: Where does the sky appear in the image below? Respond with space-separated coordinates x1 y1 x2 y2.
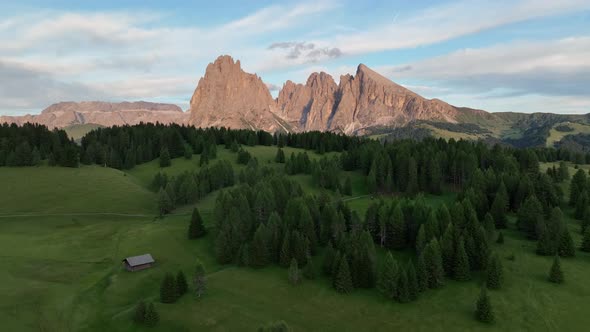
1 0 589 116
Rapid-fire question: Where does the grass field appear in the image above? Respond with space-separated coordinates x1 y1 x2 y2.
546 122 590 147
1 148 590 331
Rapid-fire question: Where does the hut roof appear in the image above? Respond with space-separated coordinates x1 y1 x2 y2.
123 254 155 267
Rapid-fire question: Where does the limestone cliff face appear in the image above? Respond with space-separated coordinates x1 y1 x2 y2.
188 55 283 131
275 64 461 134
276 72 338 131
0 101 187 128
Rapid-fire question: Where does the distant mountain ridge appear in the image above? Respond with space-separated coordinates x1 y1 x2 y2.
0 101 188 129
2 55 589 149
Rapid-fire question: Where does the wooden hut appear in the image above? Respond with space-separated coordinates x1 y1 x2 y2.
122 254 155 272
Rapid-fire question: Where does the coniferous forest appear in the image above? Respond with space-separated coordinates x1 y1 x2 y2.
2 122 590 330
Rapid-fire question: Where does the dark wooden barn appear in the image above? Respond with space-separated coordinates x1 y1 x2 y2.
122 254 155 272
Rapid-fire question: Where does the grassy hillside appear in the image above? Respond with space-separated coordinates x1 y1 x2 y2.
64 124 104 142
1 149 590 331
547 122 590 147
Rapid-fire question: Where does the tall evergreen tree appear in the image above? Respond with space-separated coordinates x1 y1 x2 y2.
188 208 207 239
396 266 410 303
416 252 428 292
569 169 587 206
474 286 494 323
144 303 160 327
517 195 544 239
390 205 406 249
486 253 504 290
406 157 419 196
548 255 564 284
176 270 188 297
250 223 270 268
193 261 207 298
157 188 173 216
423 239 445 288
377 252 399 299
159 147 171 167
160 273 177 303
558 228 576 257
406 260 419 301
453 237 471 281
279 231 292 267
334 256 354 294
441 223 455 276
133 300 147 325
483 213 496 243
490 181 509 229
288 258 301 285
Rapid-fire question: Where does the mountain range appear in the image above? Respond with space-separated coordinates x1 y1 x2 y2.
2 55 589 149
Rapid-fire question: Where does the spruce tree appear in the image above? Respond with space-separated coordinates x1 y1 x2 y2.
416 252 428 292
159 147 171 167
334 256 354 294
144 303 160 327
475 286 494 323
575 191 589 220
486 253 504 290
517 195 544 239
415 225 427 255
322 242 336 275
396 267 410 303
441 223 455 276
483 213 496 242
250 223 270 268
570 169 587 206
377 252 398 299
331 251 342 279
193 261 207 297
406 260 419 301
453 237 471 281
558 229 576 257
160 273 177 303
548 255 564 284
581 229 590 252
288 258 301 285
490 181 508 229
390 205 406 249
279 231 292 267
424 239 445 288
188 208 206 239
406 157 419 196
176 270 188 297
133 300 146 324
157 188 173 216
367 165 377 194
275 148 285 163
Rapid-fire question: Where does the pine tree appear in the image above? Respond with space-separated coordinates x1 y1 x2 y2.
159 147 171 167
250 223 270 268
416 252 428 292
390 205 406 249
334 256 354 294
517 195 544 239
157 188 173 216
396 266 410 303
406 260 419 301
176 270 188 297
275 148 285 163
486 253 504 290
474 286 494 323
193 261 207 297
424 239 445 288
144 303 160 327
548 255 564 284
288 258 301 285
490 181 508 229
322 242 336 275
160 273 177 303
415 225 427 255
441 223 455 276
575 191 589 220
367 165 377 194
558 229 576 257
279 231 292 267
133 300 146 324
188 208 207 239
406 157 419 196
453 237 471 281
570 169 587 206
377 252 399 299
581 229 590 252
483 213 496 242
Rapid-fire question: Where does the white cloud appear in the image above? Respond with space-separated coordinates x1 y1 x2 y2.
382 36 590 97
331 0 590 54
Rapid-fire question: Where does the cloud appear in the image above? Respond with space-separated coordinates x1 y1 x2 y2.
0 61 106 109
266 83 281 91
268 41 342 61
382 36 590 97
327 0 590 54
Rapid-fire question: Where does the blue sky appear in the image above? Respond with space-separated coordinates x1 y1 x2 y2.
1 0 589 115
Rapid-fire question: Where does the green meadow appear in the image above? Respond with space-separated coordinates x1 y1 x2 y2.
1 148 590 331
